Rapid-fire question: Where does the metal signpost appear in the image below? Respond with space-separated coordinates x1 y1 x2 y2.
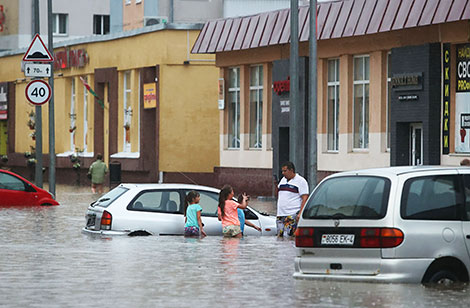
22 33 54 188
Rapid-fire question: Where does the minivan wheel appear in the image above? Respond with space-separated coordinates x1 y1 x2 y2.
428 270 459 285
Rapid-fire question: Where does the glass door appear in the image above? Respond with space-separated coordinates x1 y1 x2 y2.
410 123 423 166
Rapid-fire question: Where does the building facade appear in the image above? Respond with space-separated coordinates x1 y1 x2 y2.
0 24 219 185
192 0 470 195
0 0 110 51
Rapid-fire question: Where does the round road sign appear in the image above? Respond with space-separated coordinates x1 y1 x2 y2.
25 80 51 106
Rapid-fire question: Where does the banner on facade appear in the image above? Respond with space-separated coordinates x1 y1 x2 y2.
143 83 157 109
0 83 7 120
455 44 470 152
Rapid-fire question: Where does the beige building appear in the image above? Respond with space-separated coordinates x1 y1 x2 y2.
193 0 470 195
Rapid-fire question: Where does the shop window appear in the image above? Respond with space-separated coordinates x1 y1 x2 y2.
353 55 370 149
69 78 76 151
93 15 110 35
228 67 240 149
387 52 392 150
327 59 340 151
249 65 263 149
53 13 68 36
123 71 132 153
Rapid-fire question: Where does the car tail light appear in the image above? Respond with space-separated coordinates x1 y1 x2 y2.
360 228 404 248
295 227 314 247
100 211 112 230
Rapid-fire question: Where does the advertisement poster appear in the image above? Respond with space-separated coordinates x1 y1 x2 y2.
455 44 470 152
143 83 157 109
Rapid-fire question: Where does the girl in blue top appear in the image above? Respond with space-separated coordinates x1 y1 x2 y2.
184 191 206 237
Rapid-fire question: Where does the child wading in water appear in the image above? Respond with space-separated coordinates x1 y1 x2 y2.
218 185 248 238
184 191 206 237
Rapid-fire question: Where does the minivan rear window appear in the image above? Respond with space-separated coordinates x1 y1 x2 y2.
303 176 391 219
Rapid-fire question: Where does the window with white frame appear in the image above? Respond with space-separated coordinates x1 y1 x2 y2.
52 13 68 35
228 67 240 149
249 65 263 149
93 15 110 35
327 59 340 151
123 71 132 152
70 78 76 151
387 52 391 150
83 77 89 153
353 55 370 149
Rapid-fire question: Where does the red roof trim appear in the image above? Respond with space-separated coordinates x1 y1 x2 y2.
192 0 470 54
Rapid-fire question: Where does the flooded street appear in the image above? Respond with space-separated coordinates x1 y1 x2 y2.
1 185 470 307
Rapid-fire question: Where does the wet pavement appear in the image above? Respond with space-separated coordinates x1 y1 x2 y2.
0 185 469 307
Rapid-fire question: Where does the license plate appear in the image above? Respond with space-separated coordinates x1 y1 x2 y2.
321 234 355 245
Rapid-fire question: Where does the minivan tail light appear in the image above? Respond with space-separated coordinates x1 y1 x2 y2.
295 227 314 247
360 228 403 248
100 211 112 230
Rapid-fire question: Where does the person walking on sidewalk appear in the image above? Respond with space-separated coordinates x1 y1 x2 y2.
276 161 309 238
88 153 108 194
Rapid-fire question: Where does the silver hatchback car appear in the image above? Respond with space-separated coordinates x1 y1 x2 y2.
294 166 470 284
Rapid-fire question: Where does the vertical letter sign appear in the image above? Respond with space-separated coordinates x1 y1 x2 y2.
443 44 450 154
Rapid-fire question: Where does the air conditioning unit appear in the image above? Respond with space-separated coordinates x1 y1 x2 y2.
144 16 168 26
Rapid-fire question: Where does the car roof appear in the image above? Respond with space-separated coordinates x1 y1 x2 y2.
331 165 470 178
118 183 220 193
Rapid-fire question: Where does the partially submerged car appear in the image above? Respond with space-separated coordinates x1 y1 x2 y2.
294 166 470 284
0 169 58 206
83 183 276 236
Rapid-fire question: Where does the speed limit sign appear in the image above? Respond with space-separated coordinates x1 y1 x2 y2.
25 80 51 105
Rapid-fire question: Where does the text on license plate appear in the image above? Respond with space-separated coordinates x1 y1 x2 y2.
321 234 355 245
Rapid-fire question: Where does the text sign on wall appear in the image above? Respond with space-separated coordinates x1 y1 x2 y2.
455 44 470 153
0 83 7 120
143 83 157 109
443 43 450 154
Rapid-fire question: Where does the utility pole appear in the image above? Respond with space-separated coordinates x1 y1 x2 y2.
308 0 318 189
289 0 299 171
48 0 56 196
33 0 43 187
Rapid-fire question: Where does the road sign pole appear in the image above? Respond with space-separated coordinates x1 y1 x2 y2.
48 0 56 197
33 0 43 188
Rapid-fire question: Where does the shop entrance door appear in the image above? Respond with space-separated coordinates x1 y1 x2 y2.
0 121 7 155
410 123 423 166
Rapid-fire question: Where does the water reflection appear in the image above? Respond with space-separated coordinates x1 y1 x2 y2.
0 185 469 307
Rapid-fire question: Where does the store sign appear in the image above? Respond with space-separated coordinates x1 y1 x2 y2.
273 77 290 95
54 48 89 70
391 73 423 91
0 5 5 32
218 78 225 110
455 44 470 153
0 83 7 120
443 43 450 154
143 83 157 109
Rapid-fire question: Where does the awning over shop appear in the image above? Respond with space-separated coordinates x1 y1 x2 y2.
192 0 470 54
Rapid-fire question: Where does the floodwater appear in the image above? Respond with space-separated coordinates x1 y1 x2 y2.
1 185 470 307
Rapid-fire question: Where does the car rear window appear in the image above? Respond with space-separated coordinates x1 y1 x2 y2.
303 176 391 219
94 186 129 208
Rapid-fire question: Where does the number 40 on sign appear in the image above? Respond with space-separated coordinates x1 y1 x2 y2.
25 80 51 106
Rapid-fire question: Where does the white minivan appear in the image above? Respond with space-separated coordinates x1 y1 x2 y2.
294 166 470 284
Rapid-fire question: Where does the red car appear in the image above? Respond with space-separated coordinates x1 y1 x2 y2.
0 169 59 206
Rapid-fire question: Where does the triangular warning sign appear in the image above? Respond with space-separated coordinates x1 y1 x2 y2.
23 34 54 62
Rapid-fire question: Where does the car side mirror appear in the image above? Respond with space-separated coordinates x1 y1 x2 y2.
25 183 36 192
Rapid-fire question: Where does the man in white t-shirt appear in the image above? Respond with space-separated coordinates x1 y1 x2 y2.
276 161 309 237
